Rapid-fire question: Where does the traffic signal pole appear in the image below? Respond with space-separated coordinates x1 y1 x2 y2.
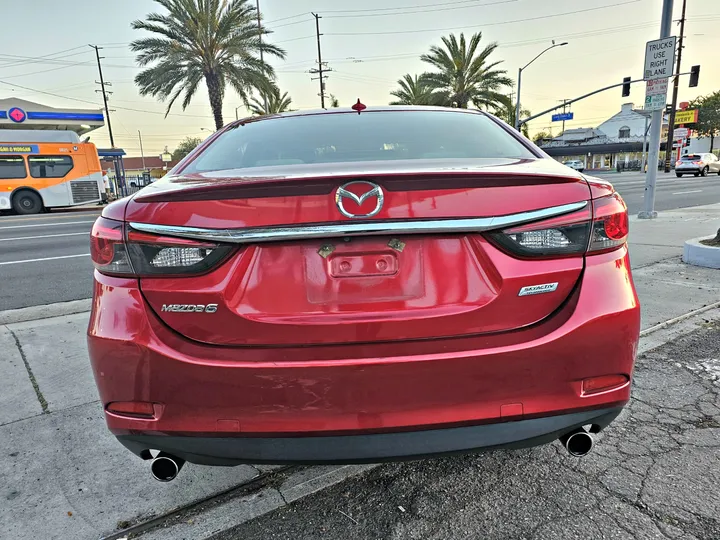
639 0 674 219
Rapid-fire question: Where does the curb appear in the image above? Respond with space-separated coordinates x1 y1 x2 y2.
0 299 92 325
683 236 720 269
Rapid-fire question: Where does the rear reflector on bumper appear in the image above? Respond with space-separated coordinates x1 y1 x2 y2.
106 401 157 419
581 374 629 396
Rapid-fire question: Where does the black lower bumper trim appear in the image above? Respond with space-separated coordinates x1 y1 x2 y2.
117 407 623 466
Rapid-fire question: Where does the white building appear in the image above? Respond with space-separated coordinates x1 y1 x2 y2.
597 103 652 139
539 103 669 171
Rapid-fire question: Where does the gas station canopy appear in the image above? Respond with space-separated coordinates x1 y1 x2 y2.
0 98 104 136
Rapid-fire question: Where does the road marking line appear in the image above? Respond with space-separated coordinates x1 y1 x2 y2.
672 190 703 195
0 220 95 230
0 212 100 224
0 253 90 266
0 232 89 242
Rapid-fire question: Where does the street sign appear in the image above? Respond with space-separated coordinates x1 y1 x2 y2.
673 128 689 138
645 78 668 96
551 112 573 122
644 36 677 81
644 77 668 111
674 109 698 124
644 94 667 111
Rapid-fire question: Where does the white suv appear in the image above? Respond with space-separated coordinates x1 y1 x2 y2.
675 153 720 177
563 160 585 172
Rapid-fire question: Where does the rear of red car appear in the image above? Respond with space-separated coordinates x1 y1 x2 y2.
87 108 639 472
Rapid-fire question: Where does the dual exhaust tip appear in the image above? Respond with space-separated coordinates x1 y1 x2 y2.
148 428 594 482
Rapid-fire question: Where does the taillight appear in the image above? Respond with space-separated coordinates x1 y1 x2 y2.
488 205 592 258
90 217 234 276
675 160 682 167
488 194 628 258
90 217 133 274
589 193 628 253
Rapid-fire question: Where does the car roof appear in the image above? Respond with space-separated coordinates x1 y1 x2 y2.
231 105 487 126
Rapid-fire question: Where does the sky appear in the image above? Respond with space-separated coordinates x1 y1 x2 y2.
1 0 718 156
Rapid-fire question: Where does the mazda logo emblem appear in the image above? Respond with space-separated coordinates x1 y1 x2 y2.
335 181 384 219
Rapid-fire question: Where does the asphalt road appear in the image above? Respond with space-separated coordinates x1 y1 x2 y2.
218 323 720 540
608 170 720 214
0 170 719 311
0 209 99 311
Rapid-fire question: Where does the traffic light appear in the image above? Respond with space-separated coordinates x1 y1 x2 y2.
689 65 700 88
621 77 631 97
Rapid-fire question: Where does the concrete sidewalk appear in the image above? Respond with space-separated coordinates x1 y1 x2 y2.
1 203 719 540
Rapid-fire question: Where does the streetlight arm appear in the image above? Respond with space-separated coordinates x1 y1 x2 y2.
521 42 567 71
514 42 567 130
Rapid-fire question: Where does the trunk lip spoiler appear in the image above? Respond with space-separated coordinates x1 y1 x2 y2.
128 201 588 245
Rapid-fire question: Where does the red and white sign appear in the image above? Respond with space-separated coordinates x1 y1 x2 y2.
673 127 689 138
645 78 668 96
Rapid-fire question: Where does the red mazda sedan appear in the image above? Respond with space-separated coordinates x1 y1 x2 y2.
88 107 639 481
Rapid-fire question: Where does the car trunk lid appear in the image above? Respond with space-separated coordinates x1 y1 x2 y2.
129 159 592 346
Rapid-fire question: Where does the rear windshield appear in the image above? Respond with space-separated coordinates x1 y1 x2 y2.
183 110 536 174
681 155 701 160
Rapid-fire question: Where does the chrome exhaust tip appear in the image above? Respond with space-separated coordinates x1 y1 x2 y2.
150 452 185 482
560 428 594 457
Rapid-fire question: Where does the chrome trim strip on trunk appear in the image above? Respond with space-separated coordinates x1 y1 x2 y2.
129 201 588 245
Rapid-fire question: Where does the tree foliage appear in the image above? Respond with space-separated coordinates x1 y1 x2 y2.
131 0 286 130
492 101 531 137
419 32 512 110
532 130 553 144
389 74 441 106
172 136 203 161
690 91 720 151
248 85 293 115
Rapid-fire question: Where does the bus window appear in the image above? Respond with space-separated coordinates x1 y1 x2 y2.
0 156 27 179
28 155 74 178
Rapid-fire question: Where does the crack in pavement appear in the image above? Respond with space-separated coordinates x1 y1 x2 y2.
7 327 48 414
213 324 720 540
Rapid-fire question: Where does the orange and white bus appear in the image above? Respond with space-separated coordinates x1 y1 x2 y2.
0 130 104 214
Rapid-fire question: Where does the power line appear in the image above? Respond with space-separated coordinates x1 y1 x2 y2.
265 12 311 24
304 21 657 70
324 0 641 36
0 79 210 118
325 0 517 19
0 45 89 68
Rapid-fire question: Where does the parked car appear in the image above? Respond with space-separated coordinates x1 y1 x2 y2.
563 159 585 172
675 153 720 177
87 106 639 481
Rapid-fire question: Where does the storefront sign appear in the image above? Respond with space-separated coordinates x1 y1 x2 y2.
674 109 698 124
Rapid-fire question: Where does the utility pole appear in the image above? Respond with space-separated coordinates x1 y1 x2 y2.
138 130 146 170
256 0 268 113
559 99 570 134
309 13 331 108
663 0 686 172
639 0 674 219
90 45 115 148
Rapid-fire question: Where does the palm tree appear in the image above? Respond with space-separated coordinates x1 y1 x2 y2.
131 0 286 130
389 74 440 106
248 85 293 115
420 32 512 110
493 101 531 137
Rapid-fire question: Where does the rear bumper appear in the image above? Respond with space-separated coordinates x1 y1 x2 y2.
118 407 622 465
88 246 640 463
